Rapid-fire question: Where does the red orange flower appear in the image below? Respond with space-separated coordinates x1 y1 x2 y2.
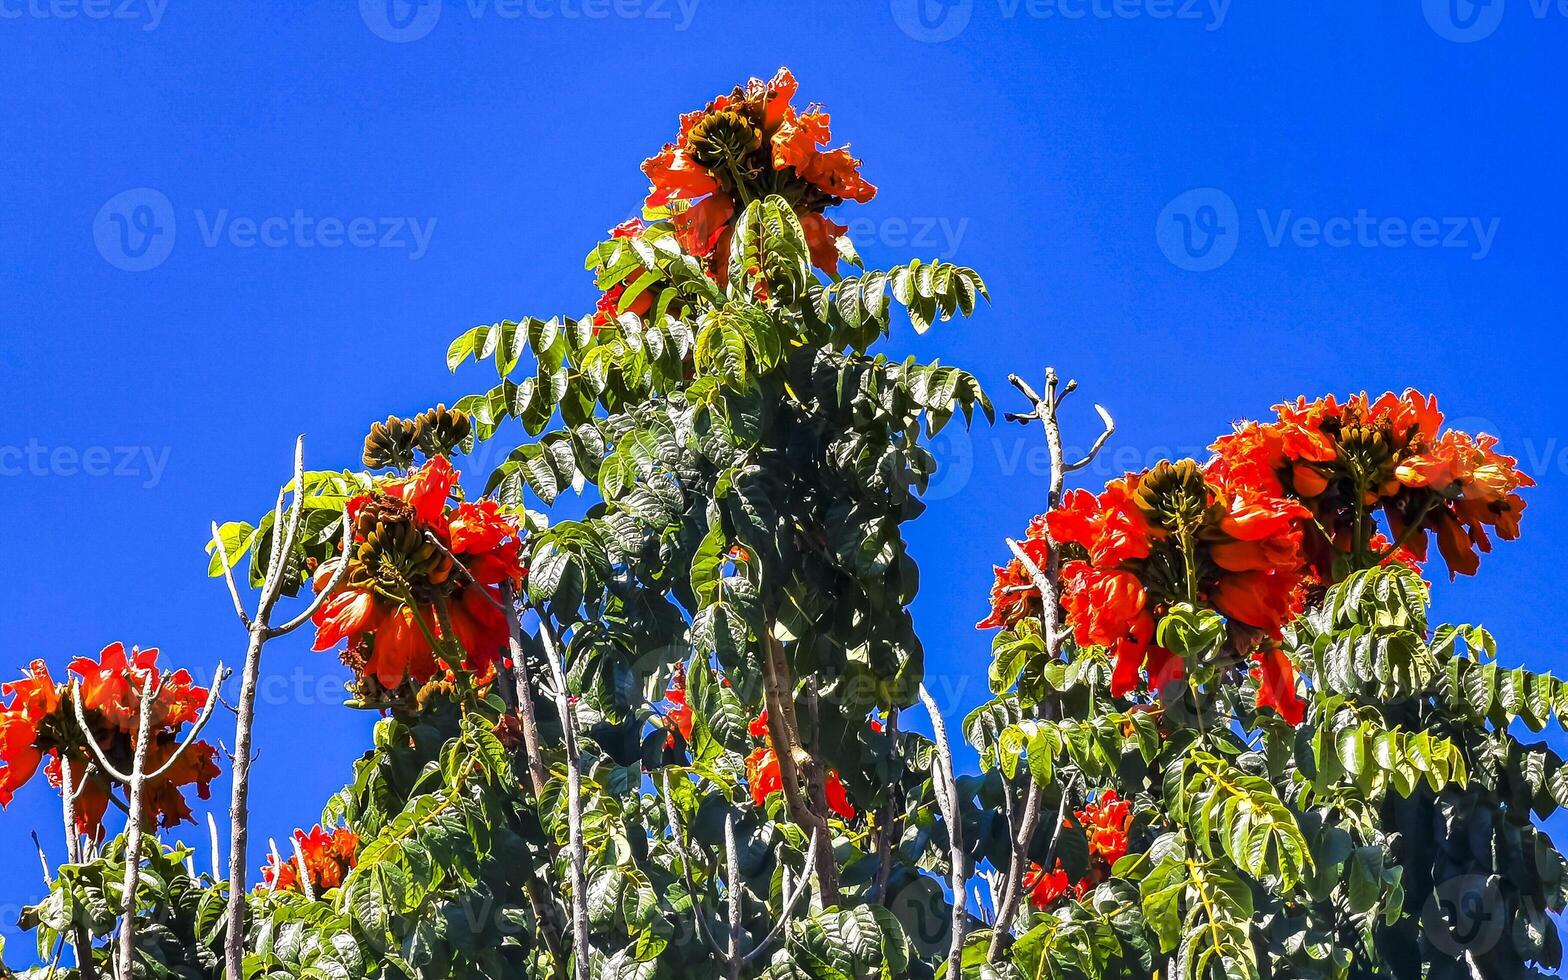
1023 790 1135 909
0 644 221 838
1023 863 1071 909
1252 646 1305 727
1209 390 1530 580
743 709 855 820
641 68 876 278
662 663 694 748
260 825 359 895
312 457 524 694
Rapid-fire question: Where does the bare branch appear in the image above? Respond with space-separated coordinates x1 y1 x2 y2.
661 772 728 962
70 681 132 784
740 829 819 967
259 435 306 614
919 683 967 979
144 663 228 782
267 839 284 893
115 672 160 980
538 614 590 980
291 835 316 902
725 812 742 980
500 583 547 798
208 813 223 883
209 522 251 629
1064 404 1116 472
1041 773 1081 872
32 831 51 885
269 509 354 638
66 761 97 804
986 779 1042 959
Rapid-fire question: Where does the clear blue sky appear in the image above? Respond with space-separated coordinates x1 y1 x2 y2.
2 0 1565 961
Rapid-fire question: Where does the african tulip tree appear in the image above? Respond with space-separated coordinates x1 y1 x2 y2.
1 69 1563 980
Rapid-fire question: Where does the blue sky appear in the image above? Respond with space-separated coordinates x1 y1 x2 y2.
2 0 1565 962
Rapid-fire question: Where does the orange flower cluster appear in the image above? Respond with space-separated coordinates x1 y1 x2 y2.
260 824 359 895
1210 390 1530 580
743 709 855 820
980 391 1530 728
0 643 220 837
642 67 876 278
311 456 525 693
1023 790 1133 909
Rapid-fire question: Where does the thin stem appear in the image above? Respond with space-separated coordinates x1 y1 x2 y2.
739 829 819 967
538 615 589 980
871 709 899 905
269 510 354 638
291 835 316 902
144 663 226 781
661 772 727 961
759 631 838 903
919 683 967 979
724 812 742 980
986 777 1041 959
500 583 548 798
226 437 312 980
210 523 251 630
116 672 159 980
223 624 267 980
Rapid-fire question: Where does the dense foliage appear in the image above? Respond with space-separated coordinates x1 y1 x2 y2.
1 69 1561 980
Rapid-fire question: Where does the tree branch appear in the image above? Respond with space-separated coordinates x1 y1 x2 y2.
724 811 743 980
740 829 819 967
144 662 227 782
114 672 159 980
500 583 548 798
209 522 251 630
537 614 589 980
986 777 1041 959
919 683 967 978
269 510 354 638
